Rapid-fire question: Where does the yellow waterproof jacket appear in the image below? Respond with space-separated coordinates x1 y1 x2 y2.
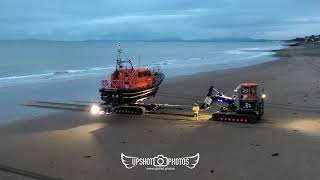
193 106 199 114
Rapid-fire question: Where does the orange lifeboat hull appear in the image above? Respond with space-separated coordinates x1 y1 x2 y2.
99 68 164 106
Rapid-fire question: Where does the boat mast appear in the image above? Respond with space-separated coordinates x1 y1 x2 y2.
116 43 123 70
138 51 141 68
116 42 134 70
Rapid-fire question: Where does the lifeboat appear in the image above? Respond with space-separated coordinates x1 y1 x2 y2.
99 44 165 106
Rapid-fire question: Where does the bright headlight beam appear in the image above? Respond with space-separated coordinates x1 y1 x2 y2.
262 94 266 99
90 104 101 115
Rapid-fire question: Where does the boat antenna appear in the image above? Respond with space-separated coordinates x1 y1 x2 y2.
116 42 123 70
117 42 122 59
138 50 141 68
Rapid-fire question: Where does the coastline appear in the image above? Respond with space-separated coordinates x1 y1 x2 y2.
0 44 320 179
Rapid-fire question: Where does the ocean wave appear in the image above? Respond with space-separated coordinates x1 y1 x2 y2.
226 45 283 56
226 44 284 55
226 49 250 55
150 59 178 66
238 45 284 52
149 50 274 70
0 66 113 88
0 73 54 81
148 57 207 68
238 52 274 59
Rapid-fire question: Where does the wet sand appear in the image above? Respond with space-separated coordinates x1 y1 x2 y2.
0 45 320 180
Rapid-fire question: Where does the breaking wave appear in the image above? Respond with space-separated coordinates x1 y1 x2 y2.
0 66 113 87
227 45 284 55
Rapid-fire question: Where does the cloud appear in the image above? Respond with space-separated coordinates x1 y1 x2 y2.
84 8 212 25
0 0 319 40
284 17 320 23
86 14 192 25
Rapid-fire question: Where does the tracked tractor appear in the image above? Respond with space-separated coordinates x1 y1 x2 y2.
201 83 266 123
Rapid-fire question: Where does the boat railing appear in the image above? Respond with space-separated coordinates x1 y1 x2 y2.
150 65 162 74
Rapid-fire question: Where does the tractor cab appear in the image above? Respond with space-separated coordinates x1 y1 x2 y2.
234 83 264 116
238 83 258 100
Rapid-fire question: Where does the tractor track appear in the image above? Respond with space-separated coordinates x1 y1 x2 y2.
24 89 320 115
33 101 88 108
0 164 62 180
23 101 193 117
23 101 88 112
267 104 320 113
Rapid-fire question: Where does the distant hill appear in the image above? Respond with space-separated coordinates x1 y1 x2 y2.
149 37 271 42
286 34 320 46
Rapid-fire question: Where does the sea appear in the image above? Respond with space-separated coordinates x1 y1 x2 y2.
0 40 285 123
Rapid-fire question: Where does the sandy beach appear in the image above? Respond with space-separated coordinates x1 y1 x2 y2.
0 44 320 180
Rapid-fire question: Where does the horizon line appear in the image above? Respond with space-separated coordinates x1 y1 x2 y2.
0 38 284 42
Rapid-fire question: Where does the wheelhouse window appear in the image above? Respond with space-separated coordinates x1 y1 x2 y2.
146 71 152 76
138 70 152 77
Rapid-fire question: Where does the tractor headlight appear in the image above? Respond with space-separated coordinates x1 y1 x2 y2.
261 94 266 99
90 104 101 115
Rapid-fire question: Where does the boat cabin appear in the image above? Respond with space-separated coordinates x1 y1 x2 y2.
109 68 156 89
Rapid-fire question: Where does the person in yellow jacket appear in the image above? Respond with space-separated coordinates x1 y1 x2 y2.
192 103 200 120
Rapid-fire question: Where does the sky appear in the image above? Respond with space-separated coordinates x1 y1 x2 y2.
0 0 319 41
